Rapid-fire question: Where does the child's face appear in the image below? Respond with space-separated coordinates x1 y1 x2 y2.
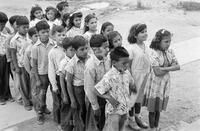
18 24 29 36
65 46 75 58
53 31 66 45
136 28 148 42
92 41 109 60
160 36 171 51
46 10 55 21
61 6 69 15
38 29 50 43
30 34 38 43
73 17 82 28
87 18 97 32
76 45 88 60
103 25 114 37
112 35 122 48
0 22 6 32
34 10 43 20
113 57 129 73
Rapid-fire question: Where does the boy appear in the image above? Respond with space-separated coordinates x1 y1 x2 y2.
94 47 137 131
84 34 109 131
59 37 75 131
31 20 54 125
66 35 88 130
0 11 12 105
48 25 66 127
56 1 69 19
10 16 31 110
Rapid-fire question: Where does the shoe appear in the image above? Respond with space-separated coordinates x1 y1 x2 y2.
0 100 6 105
127 117 141 131
135 115 148 129
25 106 32 111
44 107 51 114
9 98 15 102
37 113 44 125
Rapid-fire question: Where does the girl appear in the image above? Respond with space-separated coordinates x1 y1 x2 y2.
66 12 83 37
30 5 44 28
100 22 114 38
61 13 70 29
126 23 151 130
144 29 180 131
45 6 61 30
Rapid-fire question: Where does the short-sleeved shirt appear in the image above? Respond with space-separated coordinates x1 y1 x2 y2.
66 54 88 86
31 39 55 75
10 32 29 67
59 55 71 80
0 32 9 55
5 34 15 62
95 67 134 115
66 27 83 38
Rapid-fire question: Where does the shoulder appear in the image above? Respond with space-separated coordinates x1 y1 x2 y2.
85 56 95 69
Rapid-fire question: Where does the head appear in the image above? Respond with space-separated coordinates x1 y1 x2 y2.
90 34 109 60
107 31 122 50
56 1 69 16
0 12 8 32
9 15 20 32
30 5 43 20
62 37 75 58
68 12 83 30
28 27 38 43
62 13 70 28
84 14 97 33
35 21 50 43
128 23 147 44
150 29 172 51
71 35 88 60
16 16 29 36
45 6 59 21
100 22 114 37
110 46 130 73
51 25 66 46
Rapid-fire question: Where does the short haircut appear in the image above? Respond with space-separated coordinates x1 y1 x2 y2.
110 46 129 62
0 11 8 23
90 34 107 48
51 25 65 36
16 16 29 26
100 22 114 34
150 29 172 50
71 35 87 50
128 23 147 44
28 27 37 37
35 20 50 32
9 15 20 25
107 31 122 50
56 1 69 12
62 37 73 50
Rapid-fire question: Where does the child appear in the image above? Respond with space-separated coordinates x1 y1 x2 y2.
29 5 44 28
66 12 83 37
61 13 70 29
144 29 180 131
84 34 110 131
94 46 137 131
0 11 12 105
126 23 151 130
56 1 69 19
10 16 32 110
66 35 88 130
48 25 66 127
59 37 75 131
100 22 114 38
31 20 54 125
45 6 61 30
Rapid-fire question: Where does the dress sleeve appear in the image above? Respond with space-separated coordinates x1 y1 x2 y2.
150 50 159 66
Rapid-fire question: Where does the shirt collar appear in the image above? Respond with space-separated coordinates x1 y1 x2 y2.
91 54 105 66
15 32 27 40
74 54 90 64
35 38 55 46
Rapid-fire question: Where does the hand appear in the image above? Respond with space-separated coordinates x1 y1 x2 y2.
36 79 42 87
52 85 58 93
63 96 69 104
15 67 21 74
107 96 119 108
71 100 77 109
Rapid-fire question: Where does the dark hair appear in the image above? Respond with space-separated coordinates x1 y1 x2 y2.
16 16 29 26
51 25 65 36
71 35 87 50
45 6 59 20
100 22 114 35
90 34 107 48
68 12 83 31
110 46 129 62
35 20 50 32
9 15 20 26
56 1 69 12
30 6 43 21
107 31 122 50
128 23 147 44
62 37 73 50
0 11 8 23
28 27 37 37
150 29 172 50
83 14 97 33
62 13 70 28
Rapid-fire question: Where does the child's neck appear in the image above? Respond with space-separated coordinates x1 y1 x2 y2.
18 32 26 37
136 40 144 45
40 39 49 45
88 29 96 34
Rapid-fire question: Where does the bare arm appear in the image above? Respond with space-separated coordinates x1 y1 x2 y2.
59 72 69 103
66 72 76 103
10 48 20 73
161 64 180 72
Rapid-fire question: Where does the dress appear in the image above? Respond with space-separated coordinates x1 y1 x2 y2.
144 49 178 112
